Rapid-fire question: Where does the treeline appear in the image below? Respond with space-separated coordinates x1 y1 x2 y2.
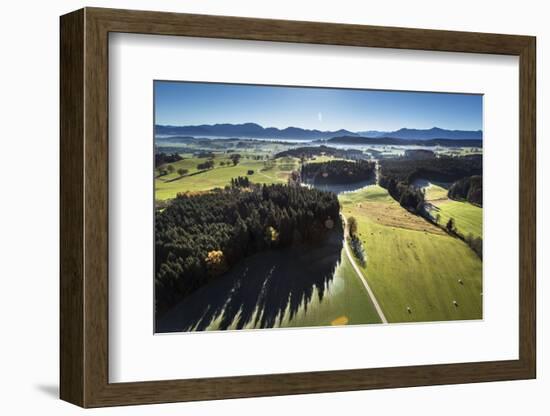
155 183 340 313
384 179 426 214
379 155 482 212
301 160 375 185
443 218 483 259
275 145 363 160
448 175 482 206
465 233 483 259
155 152 182 167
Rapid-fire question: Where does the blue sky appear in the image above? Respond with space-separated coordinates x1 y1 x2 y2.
154 81 482 132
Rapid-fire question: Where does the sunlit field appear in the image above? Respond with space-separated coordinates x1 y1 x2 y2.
339 185 482 323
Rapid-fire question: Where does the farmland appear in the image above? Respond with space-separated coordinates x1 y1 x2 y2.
155 153 297 199
339 185 482 323
155 138 483 331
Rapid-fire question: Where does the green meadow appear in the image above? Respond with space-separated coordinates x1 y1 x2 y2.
278 254 382 328
155 153 294 199
339 185 482 323
425 183 483 239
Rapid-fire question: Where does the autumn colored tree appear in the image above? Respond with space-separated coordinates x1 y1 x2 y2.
205 250 228 277
265 226 280 245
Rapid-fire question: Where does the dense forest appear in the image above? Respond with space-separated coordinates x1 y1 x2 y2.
404 149 436 160
301 160 376 185
275 145 363 160
448 175 483 206
379 155 482 184
379 155 482 212
155 183 341 314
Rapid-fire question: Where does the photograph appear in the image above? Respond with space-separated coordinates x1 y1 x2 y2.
154 81 483 333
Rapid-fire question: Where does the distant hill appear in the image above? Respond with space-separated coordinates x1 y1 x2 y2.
326 136 482 147
356 127 482 140
155 123 357 140
155 123 482 141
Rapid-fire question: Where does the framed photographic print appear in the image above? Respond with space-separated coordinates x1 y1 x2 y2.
60 7 536 408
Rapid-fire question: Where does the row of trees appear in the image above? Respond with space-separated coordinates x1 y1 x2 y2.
441 217 483 259
347 216 366 266
155 183 341 314
465 233 483 259
301 160 376 185
156 165 190 178
157 153 245 178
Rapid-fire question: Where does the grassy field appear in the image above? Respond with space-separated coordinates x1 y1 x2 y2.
424 183 483 239
422 182 450 201
155 154 295 200
280 254 382 328
339 185 482 323
432 200 483 239
156 146 483 327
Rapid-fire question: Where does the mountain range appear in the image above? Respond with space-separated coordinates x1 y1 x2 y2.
155 123 482 141
356 127 482 140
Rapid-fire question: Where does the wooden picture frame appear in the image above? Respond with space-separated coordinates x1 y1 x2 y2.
60 7 536 408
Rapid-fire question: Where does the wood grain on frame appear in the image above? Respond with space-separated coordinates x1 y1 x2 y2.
60 7 536 408
60 8 85 406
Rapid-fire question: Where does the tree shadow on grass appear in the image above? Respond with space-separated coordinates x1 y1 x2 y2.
156 226 344 332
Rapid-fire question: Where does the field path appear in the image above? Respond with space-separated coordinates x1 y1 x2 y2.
341 214 388 324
